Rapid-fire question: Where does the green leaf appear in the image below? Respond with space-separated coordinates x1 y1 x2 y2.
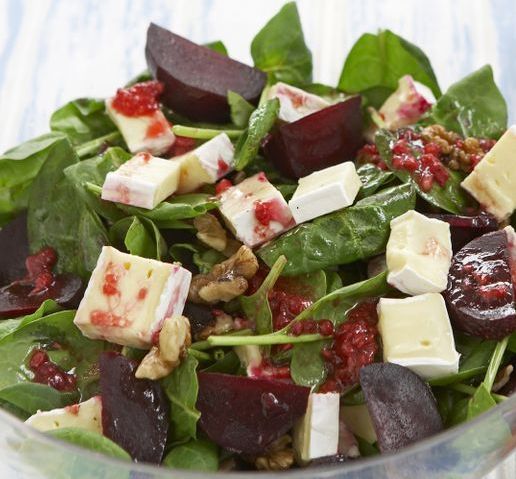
27 138 109 279
240 256 287 335
47 428 131 460
202 351 240 374
50 98 116 145
375 129 472 214
338 30 441 108
466 383 497 420
508 332 516 353
431 65 507 139
0 383 78 419
356 163 396 199
0 132 68 226
163 438 219 471
251 2 312 85
234 98 280 170
290 340 329 388
162 354 200 444
259 183 416 275
227 90 255 128
325 271 343 293
204 40 228 56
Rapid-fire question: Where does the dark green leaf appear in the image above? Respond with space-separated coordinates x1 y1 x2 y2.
125 70 152 87
162 354 200 444
163 438 218 471
227 91 255 128
27 138 109 278
290 339 329 387
356 436 380 457
202 351 240 374
466 384 496 420
50 98 116 145
204 40 228 56
259 183 416 275
325 271 343 293
47 428 131 460
431 65 507 139
251 2 312 85
275 183 297 200
338 30 440 107
357 163 396 199
375 129 472 214
234 99 280 170
508 332 516 353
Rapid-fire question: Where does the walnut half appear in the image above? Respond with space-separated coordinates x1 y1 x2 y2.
135 315 191 380
189 245 259 304
255 435 295 471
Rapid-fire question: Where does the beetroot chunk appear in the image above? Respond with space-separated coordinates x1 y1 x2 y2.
263 96 364 179
146 23 266 123
197 372 309 455
360 363 443 453
99 352 169 463
444 229 516 340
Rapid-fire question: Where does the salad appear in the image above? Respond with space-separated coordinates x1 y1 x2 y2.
0 1 515 473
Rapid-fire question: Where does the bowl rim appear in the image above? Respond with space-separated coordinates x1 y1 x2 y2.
1 391 514 477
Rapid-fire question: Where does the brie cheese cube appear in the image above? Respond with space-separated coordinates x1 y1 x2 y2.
218 173 295 248
288 162 361 223
386 210 452 295
74 246 191 348
461 126 516 220
266 82 330 123
101 152 180 209
175 133 235 193
293 392 340 463
25 396 102 433
378 294 460 379
106 98 175 155
234 344 263 376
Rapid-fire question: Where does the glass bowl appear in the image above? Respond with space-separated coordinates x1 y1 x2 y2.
0 393 514 479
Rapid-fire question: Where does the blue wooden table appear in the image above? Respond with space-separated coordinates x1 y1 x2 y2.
0 0 514 477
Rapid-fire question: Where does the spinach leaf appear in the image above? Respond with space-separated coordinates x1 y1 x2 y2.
202 351 240 374
110 216 167 260
169 242 225 274
50 98 116 145
204 40 228 56
228 91 255 128
0 383 77 419
125 70 152 86
508 332 516 353
259 183 416 275
290 273 390 387
303 83 347 103
250 2 312 85
163 438 218 471
466 383 497 420
0 132 67 226
234 99 280 170
338 30 441 108
325 271 343 293
357 164 396 199
27 138 109 279
431 65 508 139
162 354 200 444
375 129 472 214
240 256 287 335
47 428 131 460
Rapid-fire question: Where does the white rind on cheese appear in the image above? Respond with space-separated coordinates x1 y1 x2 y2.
25 396 102 433
106 98 175 155
101 152 180 209
288 162 362 224
461 125 516 220
378 294 460 379
386 210 452 295
74 246 191 348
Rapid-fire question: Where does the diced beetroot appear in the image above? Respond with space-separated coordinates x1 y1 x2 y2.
445 229 516 340
360 363 443 453
263 96 364 178
427 213 498 253
99 352 169 463
0 213 29 286
145 23 266 123
196 372 309 455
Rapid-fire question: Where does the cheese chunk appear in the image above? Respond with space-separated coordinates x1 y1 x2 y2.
218 173 295 248
386 210 452 295
288 162 361 223
25 396 102 433
266 82 330 123
74 246 191 348
461 126 516 220
106 98 175 155
378 294 460 379
293 393 340 463
175 133 235 193
234 345 263 376
101 152 180 209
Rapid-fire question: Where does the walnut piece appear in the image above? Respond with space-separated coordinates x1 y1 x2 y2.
195 310 235 340
194 214 228 252
255 435 295 471
189 246 259 304
135 315 191 380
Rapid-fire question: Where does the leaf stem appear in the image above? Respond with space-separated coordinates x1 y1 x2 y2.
483 336 509 392
190 329 254 351
188 349 212 361
172 125 244 140
450 383 507 403
207 333 323 347
76 131 121 158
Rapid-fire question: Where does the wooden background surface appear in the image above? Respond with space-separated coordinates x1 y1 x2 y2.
0 0 514 477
